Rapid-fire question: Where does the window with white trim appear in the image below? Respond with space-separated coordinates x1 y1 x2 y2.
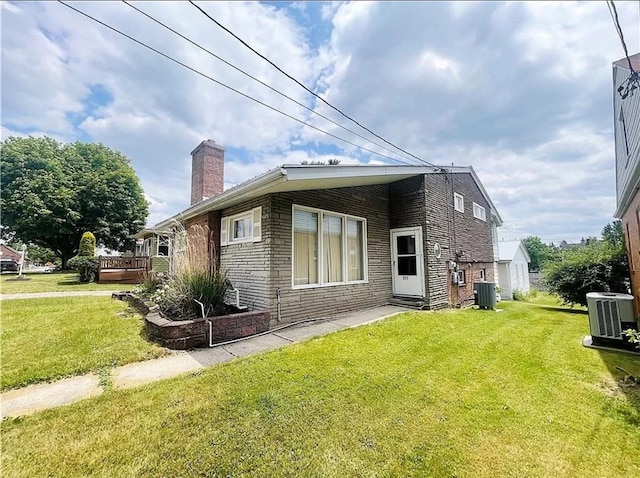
157 235 170 256
293 205 367 287
221 207 262 245
473 202 486 221
479 268 486 281
458 269 466 285
454 193 464 213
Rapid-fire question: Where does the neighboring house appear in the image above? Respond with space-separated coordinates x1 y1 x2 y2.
133 231 171 273
497 240 531 300
136 140 503 324
0 244 29 267
613 52 640 319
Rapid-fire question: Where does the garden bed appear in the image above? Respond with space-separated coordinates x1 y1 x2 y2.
114 292 270 350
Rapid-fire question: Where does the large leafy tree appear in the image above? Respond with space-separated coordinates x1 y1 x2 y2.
522 236 560 272
1 137 148 268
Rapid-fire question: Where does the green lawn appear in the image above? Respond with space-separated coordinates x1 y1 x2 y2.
0 272 133 294
0 296 167 390
2 300 639 477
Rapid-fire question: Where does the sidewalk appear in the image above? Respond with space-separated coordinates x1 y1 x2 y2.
0 290 117 300
0 305 409 419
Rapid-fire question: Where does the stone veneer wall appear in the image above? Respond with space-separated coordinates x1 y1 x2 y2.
269 185 392 324
219 196 272 313
389 173 496 309
422 172 495 307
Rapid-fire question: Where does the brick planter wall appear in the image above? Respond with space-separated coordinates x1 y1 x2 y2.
145 310 270 350
113 292 270 350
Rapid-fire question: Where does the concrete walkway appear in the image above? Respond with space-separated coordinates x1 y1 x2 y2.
0 305 409 419
0 290 117 300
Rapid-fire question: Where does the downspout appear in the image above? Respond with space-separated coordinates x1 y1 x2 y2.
276 288 281 323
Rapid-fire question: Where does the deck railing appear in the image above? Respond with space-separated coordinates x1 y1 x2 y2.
98 256 151 272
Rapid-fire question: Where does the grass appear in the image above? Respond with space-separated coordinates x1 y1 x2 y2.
0 271 133 294
2 299 639 477
0 296 167 390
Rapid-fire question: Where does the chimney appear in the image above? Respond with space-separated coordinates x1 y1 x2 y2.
190 139 225 205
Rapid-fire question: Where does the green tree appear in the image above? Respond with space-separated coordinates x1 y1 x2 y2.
1 137 148 269
542 222 629 306
522 236 559 272
602 220 624 248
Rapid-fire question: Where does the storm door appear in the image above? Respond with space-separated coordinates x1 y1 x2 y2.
391 227 425 297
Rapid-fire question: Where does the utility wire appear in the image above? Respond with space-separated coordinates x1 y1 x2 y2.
188 0 435 167
57 1 420 166
121 0 422 166
607 0 639 99
607 0 635 72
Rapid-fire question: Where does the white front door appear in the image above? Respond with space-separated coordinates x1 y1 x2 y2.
391 227 425 298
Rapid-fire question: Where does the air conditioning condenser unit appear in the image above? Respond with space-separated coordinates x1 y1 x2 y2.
586 292 637 349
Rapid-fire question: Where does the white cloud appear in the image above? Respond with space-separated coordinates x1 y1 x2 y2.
2 0 636 243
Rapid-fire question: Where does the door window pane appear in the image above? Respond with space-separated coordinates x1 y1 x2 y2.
323 214 343 283
396 235 416 255
294 210 318 285
398 256 417 276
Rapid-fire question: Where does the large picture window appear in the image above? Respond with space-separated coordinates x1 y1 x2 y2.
293 206 367 287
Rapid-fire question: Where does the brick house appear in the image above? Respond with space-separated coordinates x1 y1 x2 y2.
136 140 503 324
613 52 640 320
0 243 28 267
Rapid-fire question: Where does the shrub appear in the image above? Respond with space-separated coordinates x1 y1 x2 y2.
625 329 640 350
135 271 169 295
67 256 99 283
512 289 525 301
67 232 98 282
542 240 629 307
78 232 96 256
152 270 229 320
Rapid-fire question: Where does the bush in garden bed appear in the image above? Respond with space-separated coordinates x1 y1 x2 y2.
151 270 229 321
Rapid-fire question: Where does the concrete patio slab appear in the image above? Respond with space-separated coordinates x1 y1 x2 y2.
1 374 102 419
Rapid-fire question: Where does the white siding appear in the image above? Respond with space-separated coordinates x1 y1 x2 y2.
498 243 530 300
614 63 640 212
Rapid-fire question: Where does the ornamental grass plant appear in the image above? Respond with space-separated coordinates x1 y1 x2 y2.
151 222 229 320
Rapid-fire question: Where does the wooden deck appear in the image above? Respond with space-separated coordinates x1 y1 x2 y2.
97 256 151 284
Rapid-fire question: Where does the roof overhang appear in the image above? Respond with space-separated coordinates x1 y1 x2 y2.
153 164 504 230
133 228 173 239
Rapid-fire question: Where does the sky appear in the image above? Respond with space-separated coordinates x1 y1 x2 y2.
2 1 639 244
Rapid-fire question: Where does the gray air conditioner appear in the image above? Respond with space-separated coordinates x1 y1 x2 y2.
586 292 637 348
474 282 496 310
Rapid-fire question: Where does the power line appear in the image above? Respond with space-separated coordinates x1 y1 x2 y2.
607 0 640 100
121 0 423 166
607 0 634 71
188 0 435 167
57 1 418 166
